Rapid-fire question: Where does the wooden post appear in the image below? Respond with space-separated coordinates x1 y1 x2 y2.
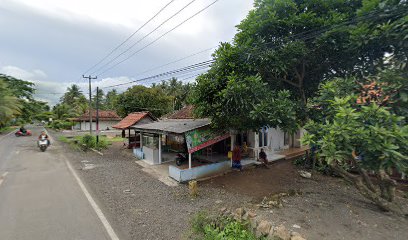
140 132 143 149
188 153 192 169
128 128 131 146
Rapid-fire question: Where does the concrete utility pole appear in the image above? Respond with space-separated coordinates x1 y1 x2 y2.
82 75 97 135
96 86 100 143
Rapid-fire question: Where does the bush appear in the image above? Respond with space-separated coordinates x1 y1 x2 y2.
191 212 261 240
80 134 108 150
48 120 74 130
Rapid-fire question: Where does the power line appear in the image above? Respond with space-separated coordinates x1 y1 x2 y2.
82 0 176 75
98 5 405 91
101 60 214 89
90 0 199 75
135 46 216 77
96 0 221 77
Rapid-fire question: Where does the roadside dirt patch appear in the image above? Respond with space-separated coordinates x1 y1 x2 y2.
202 160 408 240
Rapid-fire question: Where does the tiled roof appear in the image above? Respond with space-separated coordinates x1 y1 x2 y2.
76 110 121 121
112 112 156 130
166 105 195 119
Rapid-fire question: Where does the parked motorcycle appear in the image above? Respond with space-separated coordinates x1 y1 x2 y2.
176 153 187 166
15 130 32 137
38 136 48 152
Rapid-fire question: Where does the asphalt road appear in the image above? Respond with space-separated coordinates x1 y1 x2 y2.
0 126 113 240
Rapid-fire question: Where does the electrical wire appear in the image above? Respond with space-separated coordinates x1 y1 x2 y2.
90 0 199 75
82 0 176 75
95 0 221 77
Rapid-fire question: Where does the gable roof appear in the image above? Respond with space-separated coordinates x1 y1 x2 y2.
112 112 156 130
165 105 195 119
76 110 121 121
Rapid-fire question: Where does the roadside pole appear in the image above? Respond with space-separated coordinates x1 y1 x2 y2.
82 75 97 135
96 87 99 143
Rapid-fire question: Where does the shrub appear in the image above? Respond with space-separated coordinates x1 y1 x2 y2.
191 212 261 240
49 120 74 130
80 134 108 150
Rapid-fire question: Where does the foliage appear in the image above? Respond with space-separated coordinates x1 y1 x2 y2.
115 85 173 117
191 212 261 240
79 134 108 150
105 89 119 110
302 70 408 213
0 79 22 127
152 77 195 110
48 119 74 130
192 0 407 130
203 219 259 240
194 73 299 131
0 74 50 125
92 88 105 110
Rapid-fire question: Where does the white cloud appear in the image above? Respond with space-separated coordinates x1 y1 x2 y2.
0 65 47 81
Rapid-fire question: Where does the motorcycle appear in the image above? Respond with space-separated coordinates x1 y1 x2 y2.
175 153 187 166
38 136 48 152
15 130 32 137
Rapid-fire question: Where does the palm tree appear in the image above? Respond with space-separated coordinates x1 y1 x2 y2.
60 84 83 105
0 80 22 127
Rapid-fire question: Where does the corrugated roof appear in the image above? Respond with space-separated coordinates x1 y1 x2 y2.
112 112 156 130
131 118 210 134
75 110 121 121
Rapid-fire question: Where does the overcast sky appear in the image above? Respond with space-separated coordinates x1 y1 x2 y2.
0 0 254 105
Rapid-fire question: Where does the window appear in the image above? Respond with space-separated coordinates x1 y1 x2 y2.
143 135 158 149
258 127 268 147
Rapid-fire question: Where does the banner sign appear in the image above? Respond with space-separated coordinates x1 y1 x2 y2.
185 128 230 154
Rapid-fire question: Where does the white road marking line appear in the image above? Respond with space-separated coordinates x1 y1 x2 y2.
46 129 119 240
0 172 8 187
65 160 120 240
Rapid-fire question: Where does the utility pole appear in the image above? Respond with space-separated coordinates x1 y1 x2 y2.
82 75 97 135
96 86 100 143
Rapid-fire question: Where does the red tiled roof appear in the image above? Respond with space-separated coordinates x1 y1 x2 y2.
166 105 195 119
112 112 156 130
76 110 121 121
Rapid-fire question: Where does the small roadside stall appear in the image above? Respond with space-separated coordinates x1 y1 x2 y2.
112 112 156 148
132 119 231 182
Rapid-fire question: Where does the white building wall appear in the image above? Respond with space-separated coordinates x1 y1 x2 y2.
79 120 120 131
268 127 286 151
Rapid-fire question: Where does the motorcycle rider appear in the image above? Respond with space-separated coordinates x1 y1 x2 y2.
38 131 50 146
19 126 27 134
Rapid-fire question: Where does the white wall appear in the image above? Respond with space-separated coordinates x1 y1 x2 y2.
268 127 286 151
79 120 120 131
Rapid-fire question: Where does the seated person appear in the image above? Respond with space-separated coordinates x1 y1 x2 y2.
20 126 26 133
258 148 269 168
38 131 50 146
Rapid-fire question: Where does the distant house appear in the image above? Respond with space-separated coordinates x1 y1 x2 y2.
112 112 157 148
72 110 122 131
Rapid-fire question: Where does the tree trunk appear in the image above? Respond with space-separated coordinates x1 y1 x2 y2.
330 163 403 214
377 169 397 202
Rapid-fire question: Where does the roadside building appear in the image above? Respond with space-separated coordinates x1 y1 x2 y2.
72 110 121 131
112 112 157 148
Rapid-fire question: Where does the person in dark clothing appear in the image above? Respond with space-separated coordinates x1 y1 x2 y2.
232 145 242 171
258 148 269 168
20 126 26 133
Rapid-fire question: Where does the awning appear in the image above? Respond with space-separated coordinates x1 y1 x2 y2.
185 128 230 154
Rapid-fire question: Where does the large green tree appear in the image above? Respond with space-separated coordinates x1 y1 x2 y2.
193 0 407 130
303 68 408 214
115 85 173 117
0 79 22 127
